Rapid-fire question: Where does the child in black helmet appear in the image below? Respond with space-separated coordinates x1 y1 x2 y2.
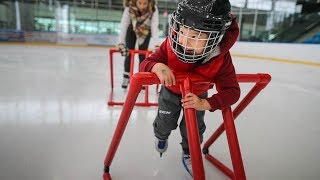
140 0 240 177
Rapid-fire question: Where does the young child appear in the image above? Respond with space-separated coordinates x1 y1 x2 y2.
118 0 159 89
139 0 240 177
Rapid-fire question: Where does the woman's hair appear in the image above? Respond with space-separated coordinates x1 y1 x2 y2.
123 0 157 9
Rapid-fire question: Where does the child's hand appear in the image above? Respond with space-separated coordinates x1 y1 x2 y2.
181 93 211 111
117 43 128 56
151 63 176 86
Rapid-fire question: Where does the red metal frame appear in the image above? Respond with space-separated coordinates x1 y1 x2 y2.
203 74 271 179
103 72 271 180
107 49 158 106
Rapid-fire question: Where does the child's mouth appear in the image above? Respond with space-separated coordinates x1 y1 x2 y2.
185 49 194 54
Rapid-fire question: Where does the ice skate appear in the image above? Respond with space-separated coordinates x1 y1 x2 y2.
121 77 129 89
155 138 168 157
182 153 193 177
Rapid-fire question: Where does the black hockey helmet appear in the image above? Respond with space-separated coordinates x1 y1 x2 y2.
169 0 232 63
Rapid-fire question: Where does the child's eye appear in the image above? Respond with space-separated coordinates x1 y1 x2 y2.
190 35 200 40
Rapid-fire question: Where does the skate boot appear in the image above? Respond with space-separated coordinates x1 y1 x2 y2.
121 77 129 89
155 138 168 157
182 153 193 177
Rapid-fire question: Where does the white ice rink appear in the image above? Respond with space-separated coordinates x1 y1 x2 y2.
0 43 320 180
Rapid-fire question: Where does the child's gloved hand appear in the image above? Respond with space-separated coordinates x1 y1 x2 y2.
117 43 129 57
151 63 176 87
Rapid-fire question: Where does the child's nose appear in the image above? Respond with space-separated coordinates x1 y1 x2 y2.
179 36 188 47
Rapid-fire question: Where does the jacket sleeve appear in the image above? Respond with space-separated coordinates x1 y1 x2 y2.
206 53 240 111
150 7 159 47
139 38 168 72
118 7 131 45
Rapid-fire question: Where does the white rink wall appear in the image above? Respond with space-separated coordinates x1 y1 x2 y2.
230 42 320 63
1 36 320 63
1 30 319 63
151 38 320 63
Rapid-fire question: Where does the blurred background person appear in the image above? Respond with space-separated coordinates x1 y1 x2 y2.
118 0 159 89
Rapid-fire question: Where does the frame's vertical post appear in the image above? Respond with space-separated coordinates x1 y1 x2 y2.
103 76 143 179
181 77 205 180
144 51 150 104
222 107 246 180
129 51 135 78
109 49 115 89
103 173 111 180
108 50 115 106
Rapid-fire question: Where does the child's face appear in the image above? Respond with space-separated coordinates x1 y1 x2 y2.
178 26 209 55
136 0 149 12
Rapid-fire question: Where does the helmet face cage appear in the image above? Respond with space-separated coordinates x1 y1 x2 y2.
168 0 233 64
169 12 224 64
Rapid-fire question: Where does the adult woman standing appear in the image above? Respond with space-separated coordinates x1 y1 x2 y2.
118 0 159 89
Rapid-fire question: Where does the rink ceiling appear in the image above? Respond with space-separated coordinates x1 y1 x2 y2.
0 43 320 180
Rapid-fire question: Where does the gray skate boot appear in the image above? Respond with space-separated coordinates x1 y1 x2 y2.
155 138 168 157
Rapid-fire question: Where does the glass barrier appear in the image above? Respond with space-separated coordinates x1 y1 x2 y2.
0 0 319 43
